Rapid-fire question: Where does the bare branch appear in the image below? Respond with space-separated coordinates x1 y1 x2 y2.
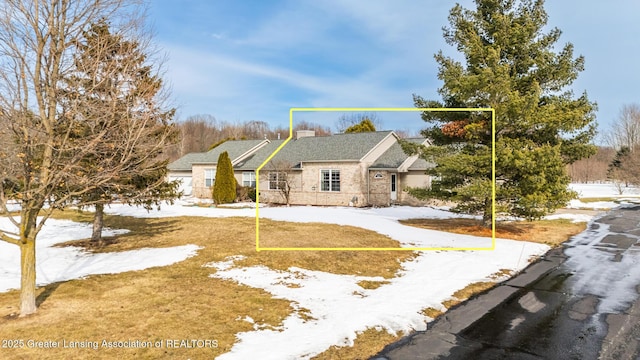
0 0 153 316
0 231 21 246
266 160 295 205
605 103 640 150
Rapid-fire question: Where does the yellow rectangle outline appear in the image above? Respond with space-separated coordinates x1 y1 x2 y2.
255 107 496 252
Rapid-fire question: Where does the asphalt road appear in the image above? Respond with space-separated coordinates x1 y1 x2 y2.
373 205 640 360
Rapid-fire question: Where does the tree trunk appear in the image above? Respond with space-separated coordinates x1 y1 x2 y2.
19 209 39 316
92 203 104 243
482 197 493 229
19 236 37 316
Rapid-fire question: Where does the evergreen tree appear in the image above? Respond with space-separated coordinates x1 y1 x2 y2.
410 0 596 226
61 20 179 242
608 147 629 177
607 146 640 186
212 151 236 204
0 0 158 316
345 118 376 133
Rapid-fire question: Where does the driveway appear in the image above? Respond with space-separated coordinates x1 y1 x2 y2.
374 205 640 360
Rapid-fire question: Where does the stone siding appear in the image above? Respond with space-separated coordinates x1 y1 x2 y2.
191 164 215 199
259 162 368 206
368 170 391 206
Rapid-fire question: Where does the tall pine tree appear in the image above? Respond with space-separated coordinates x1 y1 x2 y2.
411 0 596 226
61 20 179 242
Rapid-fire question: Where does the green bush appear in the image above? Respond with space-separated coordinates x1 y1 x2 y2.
212 151 236 204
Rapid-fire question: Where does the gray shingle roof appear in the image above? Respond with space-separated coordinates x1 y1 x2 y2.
167 139 266 171
408 157 434 170
168 152 209 171
169 132 411 172
405 138 435 170
268 131 394 166
200 139 266 164
234 140 287 170
370 138 428 170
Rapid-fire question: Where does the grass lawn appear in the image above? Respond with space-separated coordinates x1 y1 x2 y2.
0 210 586 359
400 218 587 247
0 211 412 359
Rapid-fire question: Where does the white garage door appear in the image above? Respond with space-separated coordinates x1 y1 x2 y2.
169 176 192 196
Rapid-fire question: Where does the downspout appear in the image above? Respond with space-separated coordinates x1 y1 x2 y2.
367 169 370 206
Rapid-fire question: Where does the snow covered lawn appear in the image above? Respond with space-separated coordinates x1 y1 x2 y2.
569 182 640 198
2 182 629 359
101 202 547 359
0 218 200 293
568 183 640 210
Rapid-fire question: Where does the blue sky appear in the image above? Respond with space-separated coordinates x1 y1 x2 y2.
148 0 640 140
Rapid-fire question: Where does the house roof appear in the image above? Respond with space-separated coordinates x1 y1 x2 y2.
168 139 267 171
168 131 430 173
198 139 267 165
234 140 287 170
403 138 435 170
268 131 394 167
167 152 209 171
407 157 433 171
370 138 429 170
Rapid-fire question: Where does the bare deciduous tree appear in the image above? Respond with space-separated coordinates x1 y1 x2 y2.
265 160 295 205
624 146 640 185
567 146 615 183
602 104 640 188
605 104 640 151
0 0 169 316
335 112 382 133
176 114 219 156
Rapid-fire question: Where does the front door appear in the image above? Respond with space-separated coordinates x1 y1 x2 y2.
390 173 397 201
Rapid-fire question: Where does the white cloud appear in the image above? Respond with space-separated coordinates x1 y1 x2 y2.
154 0 640 136
162 39 437 127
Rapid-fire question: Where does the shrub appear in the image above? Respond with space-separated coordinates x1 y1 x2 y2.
235 185 257 202
248 188 257 202
212 151 236 204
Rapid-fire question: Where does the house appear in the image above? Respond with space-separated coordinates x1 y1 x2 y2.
167 130 433 206
168 139 270 197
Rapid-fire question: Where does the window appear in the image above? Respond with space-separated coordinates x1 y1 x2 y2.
242 172 256 187
204 168 215 187
269 172 286 190
320 170 340 192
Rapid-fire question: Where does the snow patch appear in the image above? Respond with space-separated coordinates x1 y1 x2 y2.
0 218 200 293
569 183 640 198
211 240 549 360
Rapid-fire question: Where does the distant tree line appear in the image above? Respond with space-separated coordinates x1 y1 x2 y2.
566 147 615 183
604 104 640 188
167 112 420 161
568 103 640 187
166 115 332 160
